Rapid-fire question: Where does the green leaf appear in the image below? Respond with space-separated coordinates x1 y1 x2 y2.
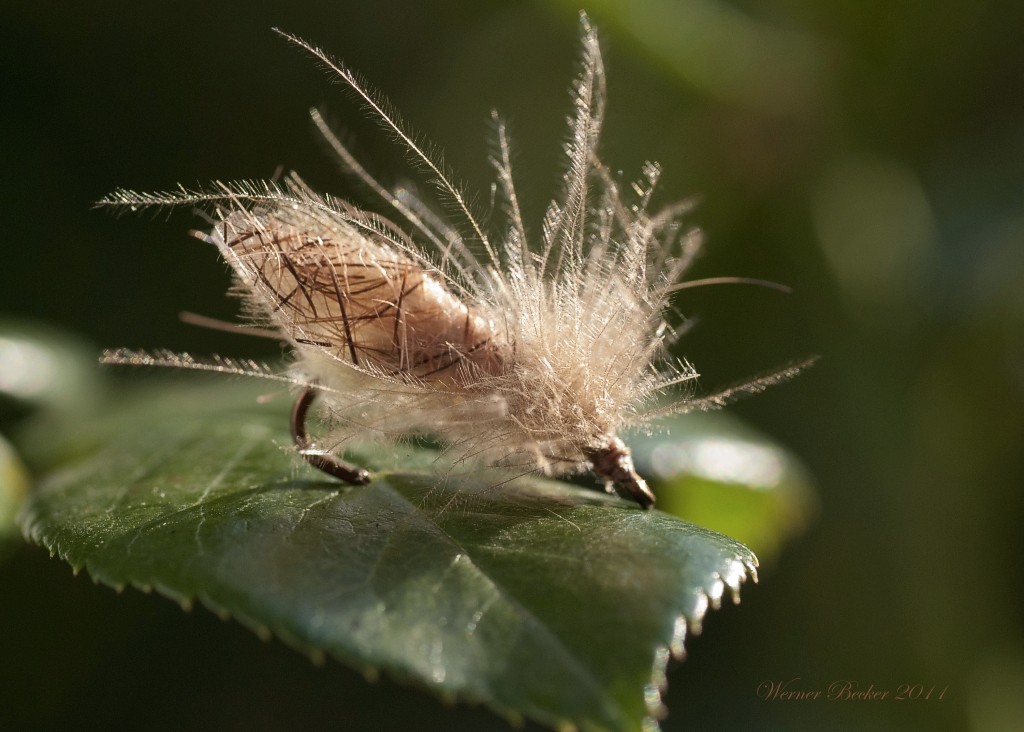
0 320 100 563
0 433 30 560
0 318 101 422
19 380 757 732
630 412 815 564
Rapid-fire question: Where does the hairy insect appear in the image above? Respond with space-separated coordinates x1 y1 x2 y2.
99 16 808 508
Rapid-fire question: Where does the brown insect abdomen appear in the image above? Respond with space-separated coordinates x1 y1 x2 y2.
221 212 506 386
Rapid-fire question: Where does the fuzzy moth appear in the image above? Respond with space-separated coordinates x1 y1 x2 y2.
100 15 808 508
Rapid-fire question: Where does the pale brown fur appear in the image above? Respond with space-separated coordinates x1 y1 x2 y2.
99 15 811 503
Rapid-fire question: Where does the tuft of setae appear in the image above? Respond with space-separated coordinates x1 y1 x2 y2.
99 14 809 508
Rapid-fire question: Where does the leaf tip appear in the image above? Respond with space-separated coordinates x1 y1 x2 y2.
644 681 667 719
669 617 687 661
642 713 667 732
729 556 759 603
707 574 726 610
745 557 760 583
645 648 672 730
689 591 709 636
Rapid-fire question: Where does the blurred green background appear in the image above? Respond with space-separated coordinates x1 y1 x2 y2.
3 1 1023 730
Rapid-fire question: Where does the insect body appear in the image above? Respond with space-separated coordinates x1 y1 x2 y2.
101 16 805 508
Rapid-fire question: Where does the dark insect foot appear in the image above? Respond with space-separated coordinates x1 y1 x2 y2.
291 386 371 485
587 437 656 509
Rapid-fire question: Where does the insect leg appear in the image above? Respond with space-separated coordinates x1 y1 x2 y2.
290 386 371 485
587 438 655 509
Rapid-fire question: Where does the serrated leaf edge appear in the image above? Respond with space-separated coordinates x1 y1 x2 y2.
20 472 758 732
